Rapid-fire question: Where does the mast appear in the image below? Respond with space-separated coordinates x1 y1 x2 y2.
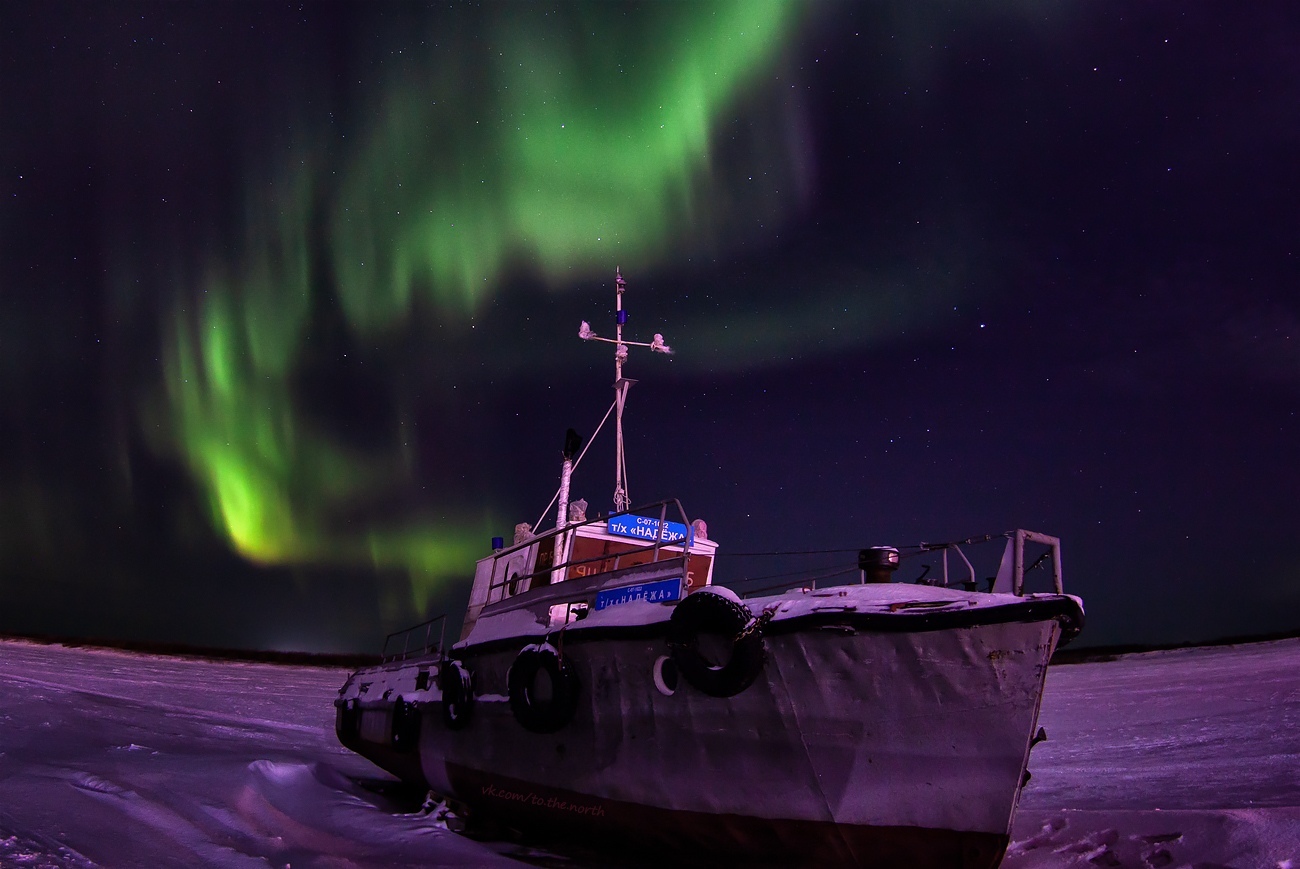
578 268 672 513
612 270 630 513
553 427 581 586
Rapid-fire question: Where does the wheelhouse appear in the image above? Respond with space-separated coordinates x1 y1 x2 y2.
459 499 717 640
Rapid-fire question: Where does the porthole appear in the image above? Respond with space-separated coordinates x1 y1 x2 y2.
652 654 679 696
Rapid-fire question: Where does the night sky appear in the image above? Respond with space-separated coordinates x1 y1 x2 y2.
2 2 1297 654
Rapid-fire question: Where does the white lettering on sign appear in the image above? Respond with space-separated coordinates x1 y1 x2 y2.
606 515 690 543
594 577 682 611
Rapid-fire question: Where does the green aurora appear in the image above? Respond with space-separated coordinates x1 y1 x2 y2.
162 2 804 613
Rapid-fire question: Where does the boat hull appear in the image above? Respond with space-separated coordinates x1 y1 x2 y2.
447 763 1005 866
384 610 1066 866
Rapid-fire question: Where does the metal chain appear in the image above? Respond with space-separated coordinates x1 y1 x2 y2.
735 608 776 643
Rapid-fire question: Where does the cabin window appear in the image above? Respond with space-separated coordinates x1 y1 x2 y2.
548 601 590 628
567 536 658 579
535 536 556 572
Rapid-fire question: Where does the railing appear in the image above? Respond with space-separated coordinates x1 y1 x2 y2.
483 498 696 606
380 613 447 663
732 529 1064 598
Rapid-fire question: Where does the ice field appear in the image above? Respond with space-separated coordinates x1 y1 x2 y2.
1 636 1297 867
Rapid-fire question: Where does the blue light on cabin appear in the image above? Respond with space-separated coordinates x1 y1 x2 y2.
617 310 628 325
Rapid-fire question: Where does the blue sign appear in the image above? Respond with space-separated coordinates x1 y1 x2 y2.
594 578 682 611
606 515 692 545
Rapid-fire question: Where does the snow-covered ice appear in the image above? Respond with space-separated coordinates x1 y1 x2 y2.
1008 639 1300 868
0 640 521 867
2 636 1297 867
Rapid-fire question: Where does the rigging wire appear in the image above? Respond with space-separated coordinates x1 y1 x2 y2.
729 561 857 586
533 396 619 531
726 547 863 557
726 533 1013 559
731 565 859 597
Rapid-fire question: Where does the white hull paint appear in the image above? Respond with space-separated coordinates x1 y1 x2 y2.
430 619 1059 829
338 574 1080 866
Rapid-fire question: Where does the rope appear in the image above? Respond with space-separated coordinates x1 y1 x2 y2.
573 396 617 474
532 492 561 536
533 396 619 531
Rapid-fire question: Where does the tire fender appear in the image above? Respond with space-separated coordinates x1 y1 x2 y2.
439 658 475 730
390 697 421 752
667 588 766 698
507 643 580 734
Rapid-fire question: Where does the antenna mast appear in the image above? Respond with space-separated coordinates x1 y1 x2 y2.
577 268 672 513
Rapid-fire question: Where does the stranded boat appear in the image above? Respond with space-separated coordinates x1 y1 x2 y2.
335 270 1084 867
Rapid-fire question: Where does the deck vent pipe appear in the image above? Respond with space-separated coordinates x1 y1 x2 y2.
858 546 901 583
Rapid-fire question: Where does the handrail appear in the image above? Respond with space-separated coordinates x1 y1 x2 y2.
732 529 1064 598
916 540 978 589
380 613 447 663
484 498 696 604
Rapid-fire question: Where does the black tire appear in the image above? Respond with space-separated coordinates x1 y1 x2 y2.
391 697 421 752
440 658 475 730
668 589 765 698
507 645 580 734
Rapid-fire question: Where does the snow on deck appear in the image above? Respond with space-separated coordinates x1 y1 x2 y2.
1 636 1297 867
463 581 1079 648
748 581 1081 621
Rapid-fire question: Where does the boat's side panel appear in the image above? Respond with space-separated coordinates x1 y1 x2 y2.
760 619 1059 833
334 660 440 788
444 762 1006 868
421 617 1059 846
